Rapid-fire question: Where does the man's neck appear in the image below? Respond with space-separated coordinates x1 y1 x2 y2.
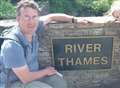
25 34 33 43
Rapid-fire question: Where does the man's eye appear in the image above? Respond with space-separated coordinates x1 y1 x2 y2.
24 16 30 20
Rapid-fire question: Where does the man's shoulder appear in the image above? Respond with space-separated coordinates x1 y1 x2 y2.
1 26 19 37
1 39 22 50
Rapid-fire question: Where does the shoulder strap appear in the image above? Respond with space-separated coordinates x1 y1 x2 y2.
0 37 5 50
2 35 27 58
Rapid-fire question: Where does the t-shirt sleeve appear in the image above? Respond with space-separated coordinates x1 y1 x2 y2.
1 40 26 68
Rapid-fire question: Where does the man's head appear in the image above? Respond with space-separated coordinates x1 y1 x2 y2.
16 0 40 35
16 0 40 16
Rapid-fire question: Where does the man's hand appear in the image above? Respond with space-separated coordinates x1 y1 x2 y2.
112 9 120 21
43 66 57 76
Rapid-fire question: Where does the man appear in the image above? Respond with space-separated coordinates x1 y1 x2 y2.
0 0 89 88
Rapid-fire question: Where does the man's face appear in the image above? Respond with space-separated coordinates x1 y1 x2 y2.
16 7 39 35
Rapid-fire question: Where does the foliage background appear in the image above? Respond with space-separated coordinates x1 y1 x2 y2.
0 0 16 19
0 0 114 19
48 0 114 16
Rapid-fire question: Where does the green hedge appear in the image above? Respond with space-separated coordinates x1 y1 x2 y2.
48 0 113 16
0 0 114 19
0 0 16 19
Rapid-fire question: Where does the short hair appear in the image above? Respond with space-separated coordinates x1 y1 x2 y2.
16 0 41 16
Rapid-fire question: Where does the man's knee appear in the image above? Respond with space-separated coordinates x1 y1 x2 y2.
53 74 67 87
10 81 53 88
25 81 53 88
42 74 67 88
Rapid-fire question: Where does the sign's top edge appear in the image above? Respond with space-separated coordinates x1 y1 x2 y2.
52 36 113 39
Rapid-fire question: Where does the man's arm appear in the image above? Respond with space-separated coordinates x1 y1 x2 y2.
12 65 57 84
39 13 76 25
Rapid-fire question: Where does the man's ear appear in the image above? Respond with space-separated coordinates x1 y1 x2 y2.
16 16 20 22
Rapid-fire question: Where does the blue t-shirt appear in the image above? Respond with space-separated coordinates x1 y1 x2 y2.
0 21 45 86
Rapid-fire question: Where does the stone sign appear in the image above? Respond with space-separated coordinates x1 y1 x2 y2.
52 36 113 70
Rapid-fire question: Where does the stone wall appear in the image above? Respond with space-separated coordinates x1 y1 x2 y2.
0 16 120 88
37 17 120 88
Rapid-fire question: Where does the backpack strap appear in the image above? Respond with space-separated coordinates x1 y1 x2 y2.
2 34 27 58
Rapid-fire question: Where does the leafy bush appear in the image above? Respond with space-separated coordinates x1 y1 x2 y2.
90 0 113 16
48 0 113 16
0 0 16 19
49 0 77 15
0 0 114 19
49 0 75 14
